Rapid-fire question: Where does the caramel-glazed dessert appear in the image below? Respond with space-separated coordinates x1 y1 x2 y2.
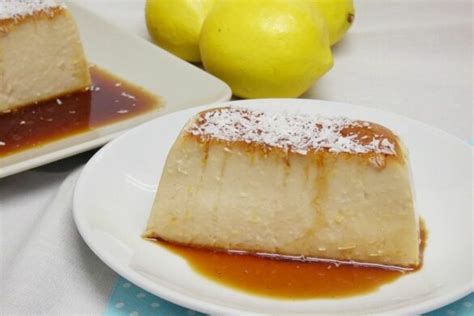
144 106 419 268
0 0 91 111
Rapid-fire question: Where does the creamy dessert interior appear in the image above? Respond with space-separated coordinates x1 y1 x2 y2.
0 0 91 111
144 107 419 268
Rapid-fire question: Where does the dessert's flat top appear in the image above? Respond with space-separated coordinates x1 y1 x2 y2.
187 107 398 155
0 0 64 20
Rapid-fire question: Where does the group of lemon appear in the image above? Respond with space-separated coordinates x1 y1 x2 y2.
146 0 354 99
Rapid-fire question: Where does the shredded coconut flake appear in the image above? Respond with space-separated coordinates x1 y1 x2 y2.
121 92 136 100
186 107 397 155
0 0 65 19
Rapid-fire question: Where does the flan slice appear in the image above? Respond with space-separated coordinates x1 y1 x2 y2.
144 107 420 268
0 0 91 112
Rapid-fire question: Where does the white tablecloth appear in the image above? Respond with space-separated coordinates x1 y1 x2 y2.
1 0 472 315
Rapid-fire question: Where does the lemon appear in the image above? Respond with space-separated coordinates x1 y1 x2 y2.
311 0 355 46
199 0 333 99
145 0 216 62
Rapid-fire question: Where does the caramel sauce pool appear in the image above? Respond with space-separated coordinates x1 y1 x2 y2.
0 66 161 156
153 226 426 299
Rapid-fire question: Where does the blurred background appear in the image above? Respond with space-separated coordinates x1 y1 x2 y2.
81 0 473 141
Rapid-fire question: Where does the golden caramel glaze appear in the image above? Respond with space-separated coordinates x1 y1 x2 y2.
144 222 426 299
0 66 162 157
0 6 64 35
145 204 422 270
341 120 402 155
184 133 404 171
186 107 403 164
156 238 405 299
145 220 425 272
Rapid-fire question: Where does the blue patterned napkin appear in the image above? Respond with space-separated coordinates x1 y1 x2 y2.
104 276 473 316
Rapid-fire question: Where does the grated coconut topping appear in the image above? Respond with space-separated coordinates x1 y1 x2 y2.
0 0 65 19
187 107 397 155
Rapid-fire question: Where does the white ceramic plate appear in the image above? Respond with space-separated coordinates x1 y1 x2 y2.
73 99 473 315
0 0 231 178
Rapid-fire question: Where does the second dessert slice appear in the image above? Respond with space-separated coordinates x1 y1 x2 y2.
0 0 91 111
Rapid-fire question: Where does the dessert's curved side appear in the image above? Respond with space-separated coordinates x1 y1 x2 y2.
0 1 91 111
144 107 420 268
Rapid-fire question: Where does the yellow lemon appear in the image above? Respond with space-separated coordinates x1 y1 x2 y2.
311 0 355 46
145 0 216 62
199 0 333 99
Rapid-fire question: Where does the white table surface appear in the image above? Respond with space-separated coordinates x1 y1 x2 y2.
1 0 472 314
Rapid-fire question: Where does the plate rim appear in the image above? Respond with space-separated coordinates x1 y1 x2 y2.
73 98 474 315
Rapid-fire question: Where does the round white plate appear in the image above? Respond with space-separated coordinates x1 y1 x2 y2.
73 99 473 315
